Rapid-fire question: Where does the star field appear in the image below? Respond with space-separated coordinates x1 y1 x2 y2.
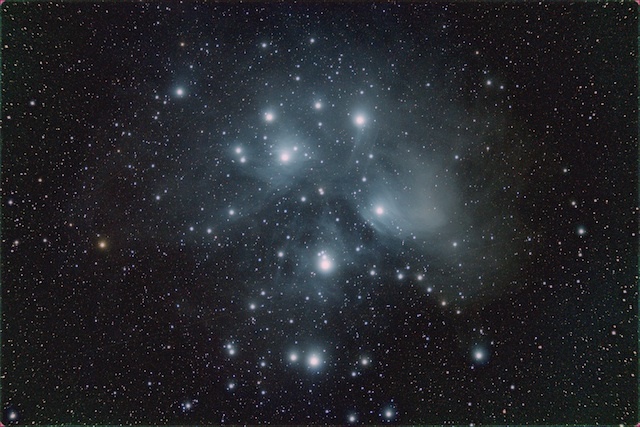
1 2 637 425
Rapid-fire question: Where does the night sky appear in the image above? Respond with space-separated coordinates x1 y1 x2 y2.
2 2 638 425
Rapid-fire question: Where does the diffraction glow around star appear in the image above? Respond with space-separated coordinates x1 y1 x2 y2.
308 354 321 368
318 252 334 272
382 406 397 421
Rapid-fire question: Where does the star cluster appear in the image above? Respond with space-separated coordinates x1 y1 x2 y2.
1 2 637 425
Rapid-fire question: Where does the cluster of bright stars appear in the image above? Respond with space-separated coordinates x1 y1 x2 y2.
172 70 494 418
163 87 511 426
153 36 556 426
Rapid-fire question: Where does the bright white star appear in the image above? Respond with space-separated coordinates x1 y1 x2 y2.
318 253 333 272
308 354 321 367
472 345 489 363
383 407 395 420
